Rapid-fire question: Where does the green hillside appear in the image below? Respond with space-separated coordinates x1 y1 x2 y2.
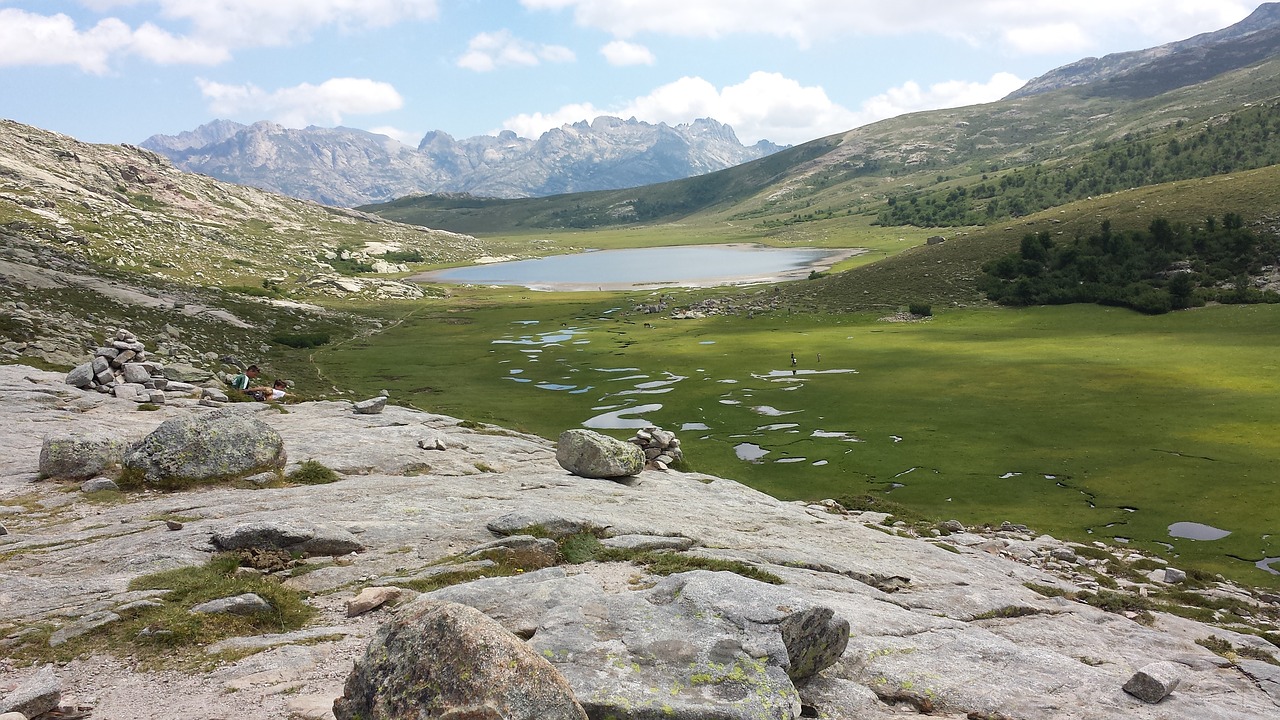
363 56 1280 241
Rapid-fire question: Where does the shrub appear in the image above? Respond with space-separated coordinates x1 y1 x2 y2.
908 303 932 317
287 460 340 485
271 332 330 348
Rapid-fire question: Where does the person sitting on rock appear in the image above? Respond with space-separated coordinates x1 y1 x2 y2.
229 365 265 400
267 379 289 401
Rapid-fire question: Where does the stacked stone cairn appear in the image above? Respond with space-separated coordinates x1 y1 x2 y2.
628 426 682 470
63 328 209 404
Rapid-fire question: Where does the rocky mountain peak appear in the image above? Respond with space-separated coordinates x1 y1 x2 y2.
1006 2 1280 99
141 115 786 207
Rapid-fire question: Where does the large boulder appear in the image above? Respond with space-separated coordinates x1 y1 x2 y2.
333 601 588 720
556 429 644 479
122 408 286 486
0 665 61 718
38 434 127 480
424 568 849 720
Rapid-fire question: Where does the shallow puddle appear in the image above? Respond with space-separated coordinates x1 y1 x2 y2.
1168 522 1232 541
734 443 769 463
752 406 800 417
584 403 663 429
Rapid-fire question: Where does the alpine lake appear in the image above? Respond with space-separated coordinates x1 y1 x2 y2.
313 252 1280 588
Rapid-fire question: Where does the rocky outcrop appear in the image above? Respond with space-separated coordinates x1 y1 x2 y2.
556 428 644 478
2 365 1279 719
212 520 365 557
333 601 589 720
122 407 286 485
142 117 786 206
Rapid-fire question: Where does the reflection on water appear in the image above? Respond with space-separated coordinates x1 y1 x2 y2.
584 403 663 429
752 406 800 416
1168 522 1232 541
754 369 858 379
757 423 800 431
735 443 769 463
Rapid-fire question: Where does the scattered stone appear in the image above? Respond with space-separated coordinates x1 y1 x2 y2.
1122 661 1183 703
939 519 965 533
202 387 229 403
38 434 126 481
123 408 287 485
212 520 365 557
555 429 644 479
353 396 387 415
0 665 61 718
780 606 850 680
629 425 683 468
346 587 405 618
189 593 273 616
1164 567 1188 584
333 601 589 720
165 519 184 531
0 524 7 536
80 477 119 493
49 610 121 646
417 434 447 451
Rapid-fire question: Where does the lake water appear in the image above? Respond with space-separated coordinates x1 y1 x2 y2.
414 244 853 291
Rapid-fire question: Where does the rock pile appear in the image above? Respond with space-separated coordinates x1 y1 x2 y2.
629 426 683 470
63 328 206 404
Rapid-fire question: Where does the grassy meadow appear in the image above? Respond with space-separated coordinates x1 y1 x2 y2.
313 290 1280 587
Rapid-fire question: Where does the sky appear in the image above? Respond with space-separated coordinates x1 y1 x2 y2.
0 1 1261 148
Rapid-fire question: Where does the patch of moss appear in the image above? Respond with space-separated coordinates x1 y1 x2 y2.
287 460 341 485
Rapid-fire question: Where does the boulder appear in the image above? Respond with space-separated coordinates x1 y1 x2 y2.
212 520 365 557
161 362 213 382
353 396 387 415
346 587 405 618
122 408 286 486
556 429 644 479
38 434 126 480
65 362 94 388
780 606 850 680
1122 661 1183 703
466 535 559 567
0 665 60 718
80 477 120 493
1164 567 1188 584
486 512 594 539
333 601 588 720
190 593 273 615
121 363 152 384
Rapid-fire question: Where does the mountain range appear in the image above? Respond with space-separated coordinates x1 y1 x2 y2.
141 116 785 207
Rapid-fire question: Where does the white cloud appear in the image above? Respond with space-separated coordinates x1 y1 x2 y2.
458 29 576 72
0 8 226 72
520 0 1253 54
600 40 655 66
501 70 1025 146
0 1 440 71
197 77 404 128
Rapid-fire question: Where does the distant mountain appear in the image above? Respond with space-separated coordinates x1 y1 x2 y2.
1007 2 1280 99
141 117 786 207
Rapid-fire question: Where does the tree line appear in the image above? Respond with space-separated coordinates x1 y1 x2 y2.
979 216 1280 314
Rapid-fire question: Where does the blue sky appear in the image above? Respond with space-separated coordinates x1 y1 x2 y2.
0 1 1259 147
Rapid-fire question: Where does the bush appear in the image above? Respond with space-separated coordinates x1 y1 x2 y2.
271 332 330 348
908 303 932 317
287 460 340 485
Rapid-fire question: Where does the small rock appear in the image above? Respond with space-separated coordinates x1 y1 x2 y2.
939 519 965 533
0 665 61 718
353 396 387 415
0 524 7 536
1164 567 1188 584
190 593 273 615
1123 661 1184 703
346 587 404 618
165 520 184 531
80 477 119 493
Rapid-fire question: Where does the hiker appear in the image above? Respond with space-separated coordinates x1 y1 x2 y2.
229 365 264 400
267 379 289 401
790 352 797 367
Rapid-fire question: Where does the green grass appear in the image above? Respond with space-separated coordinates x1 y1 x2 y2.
314 295 1280 588
8 554 315 669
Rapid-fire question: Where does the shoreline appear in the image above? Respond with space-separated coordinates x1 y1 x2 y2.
407 244 867 292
